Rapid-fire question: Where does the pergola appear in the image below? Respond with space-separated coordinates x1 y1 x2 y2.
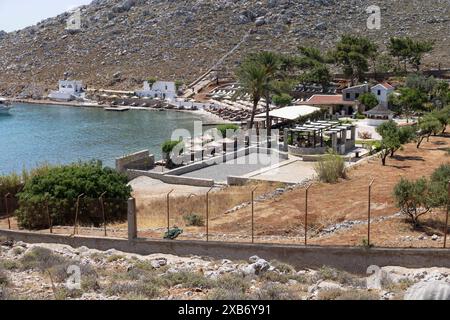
289 121 341 149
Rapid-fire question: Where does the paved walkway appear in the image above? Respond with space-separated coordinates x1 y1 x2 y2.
180 153 279 183
129 176 215 198
247 159 316 184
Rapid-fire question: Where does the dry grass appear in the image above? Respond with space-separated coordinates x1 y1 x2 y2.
205 133 450 247
134 182 283 232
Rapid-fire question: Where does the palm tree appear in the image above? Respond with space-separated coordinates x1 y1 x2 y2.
237 60 266 129
253 52 281 138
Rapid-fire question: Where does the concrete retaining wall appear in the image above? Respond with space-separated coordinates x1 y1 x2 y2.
116 150 155 173
1 229 449 274
288 145 328 156
127 169 214 187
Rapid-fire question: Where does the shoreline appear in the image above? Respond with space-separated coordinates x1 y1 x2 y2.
8 98 234 125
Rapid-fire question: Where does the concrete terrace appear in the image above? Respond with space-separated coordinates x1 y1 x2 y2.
180 153 278 183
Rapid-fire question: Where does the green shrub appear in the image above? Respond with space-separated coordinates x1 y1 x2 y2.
213 273 249 293
0 260 19 271
106 280 161 299
16 161 131 230
315 266 364 287
273 93 293 107
161 140 184 168
81 274 100 292
253 283 299 300
183 213 205 227
393 177 432 227
0 269 8 286
428 164 450 207
217 124 239 138
20 247 67 271
208 288 248 300
161 271 213 289
314 153 347 183
336 289 380 300
209 274 250 300
0 173 22 196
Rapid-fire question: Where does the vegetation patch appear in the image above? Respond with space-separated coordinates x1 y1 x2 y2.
314 153 347 183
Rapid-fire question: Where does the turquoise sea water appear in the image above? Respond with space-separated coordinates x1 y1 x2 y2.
0 103 204 174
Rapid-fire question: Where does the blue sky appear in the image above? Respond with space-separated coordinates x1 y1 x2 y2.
0 0 92 32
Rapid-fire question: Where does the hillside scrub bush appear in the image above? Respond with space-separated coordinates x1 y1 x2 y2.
0 163 52 197
252 283 299 300
183 213 205 227
0 173 22 197
106 280 161 299
15 161 131 230
0 269 8 286
428 164 450 207
393 177 433 228
314 153 347 183
161 271 213 289
20 247 67 271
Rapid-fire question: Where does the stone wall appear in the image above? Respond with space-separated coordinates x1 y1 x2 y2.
1 229 450 274
116 150 155 173
126 169 214 187
288 145 328 156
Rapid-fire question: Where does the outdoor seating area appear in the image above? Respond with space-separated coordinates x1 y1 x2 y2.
286 120 356 156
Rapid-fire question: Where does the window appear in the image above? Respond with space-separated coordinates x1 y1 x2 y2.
377 90 381 96
355 93 360 98
346 92 351 99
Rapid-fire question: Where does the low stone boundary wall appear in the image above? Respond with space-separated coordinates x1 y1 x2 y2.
1 229 449 274
126 169 214 187
116 150 155 173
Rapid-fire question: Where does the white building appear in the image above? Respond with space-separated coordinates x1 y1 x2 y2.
48 80 85 102
371 82 395 108
136 81 177 101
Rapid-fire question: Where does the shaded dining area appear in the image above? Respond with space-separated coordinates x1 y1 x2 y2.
285 121 356 156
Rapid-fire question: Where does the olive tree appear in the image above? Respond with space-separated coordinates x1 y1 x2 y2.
393 177 432 228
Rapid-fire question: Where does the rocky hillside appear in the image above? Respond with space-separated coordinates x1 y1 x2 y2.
1 240 449 300
0 0 449 97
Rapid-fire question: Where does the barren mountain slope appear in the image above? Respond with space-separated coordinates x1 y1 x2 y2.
0 0 449 96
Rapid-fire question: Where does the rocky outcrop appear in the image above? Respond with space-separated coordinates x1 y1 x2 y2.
0 0 449 96
404 281 450 300
1 240 450 300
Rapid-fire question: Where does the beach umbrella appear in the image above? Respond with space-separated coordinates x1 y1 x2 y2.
202 133 214 142
217 138 235 144
206 141 222 148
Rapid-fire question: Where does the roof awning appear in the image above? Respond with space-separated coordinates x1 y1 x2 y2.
255 105 321 121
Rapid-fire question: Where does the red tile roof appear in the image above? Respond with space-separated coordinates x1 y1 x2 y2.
379 82 395 90
300 95 357 106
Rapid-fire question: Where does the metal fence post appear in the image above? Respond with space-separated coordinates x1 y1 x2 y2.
167 190 174 234
46 199 52 234
73 193 85 235
305 185 311 246
368 179 375 247
99 192 107 237
251 187 258 244
206 187 214 242
445 181 450 249
127 197 137 240
5 193 11 230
